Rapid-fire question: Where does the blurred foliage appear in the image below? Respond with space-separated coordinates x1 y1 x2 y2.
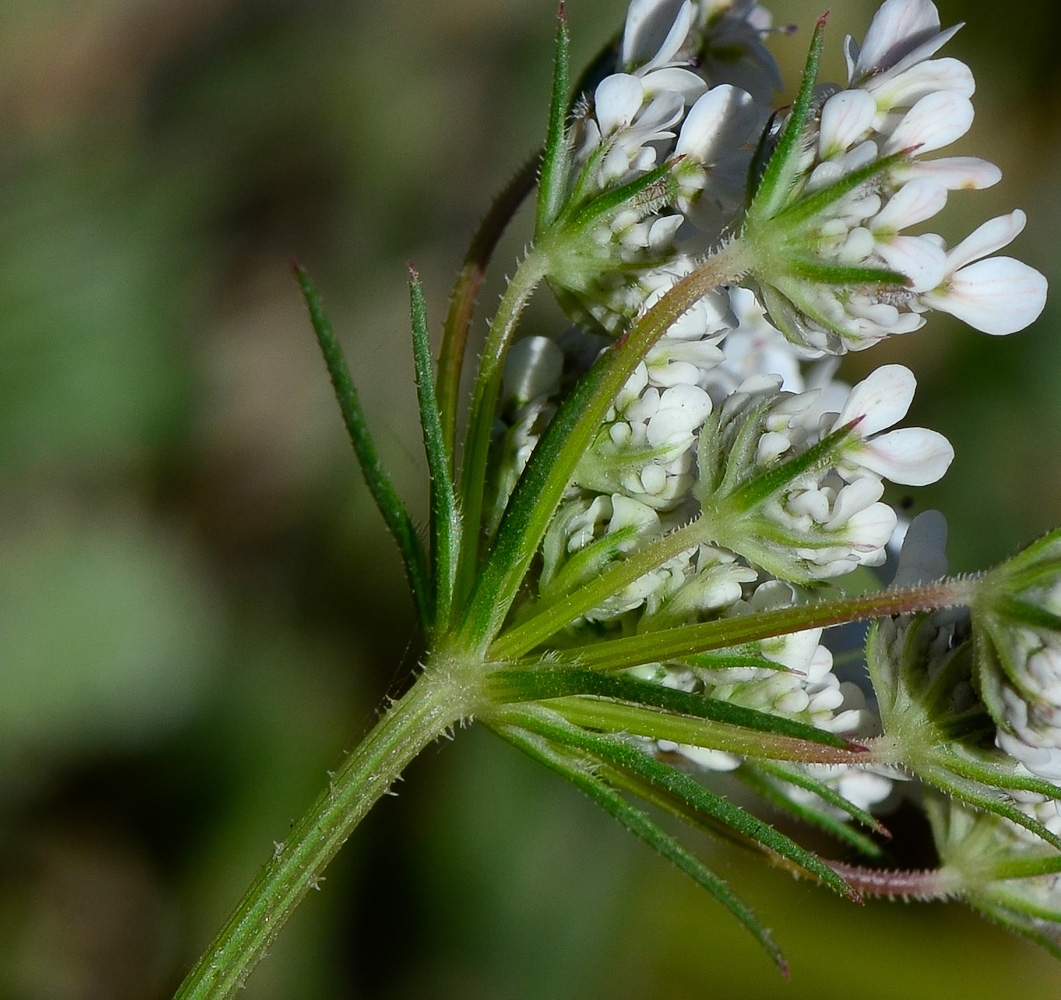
1 1 1060 997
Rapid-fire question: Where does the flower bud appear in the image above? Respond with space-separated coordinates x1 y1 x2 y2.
973 530 1061 783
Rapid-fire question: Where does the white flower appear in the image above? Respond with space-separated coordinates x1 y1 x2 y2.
538 493 696 622
692 0 783 102
707 287 811 394
693 363 950 580
844 0 961 89
742 0 1047 355
827 364 954 487
576 363 714 510
684 581 879 734
673 83 761 214
589 74 686 189
919 210 1049 335
621 0 708 100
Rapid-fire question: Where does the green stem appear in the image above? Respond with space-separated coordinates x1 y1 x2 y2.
543 697 869 764
538 577 979 673
172 666 474 1000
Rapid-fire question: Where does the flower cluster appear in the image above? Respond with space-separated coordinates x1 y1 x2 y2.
489 0 1047 801
861 531 1061 943
975 532 1061 783
545 0 772 334
189 1 1060 991
742 1 1047 352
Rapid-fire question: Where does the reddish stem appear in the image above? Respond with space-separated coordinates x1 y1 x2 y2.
828 861 955 900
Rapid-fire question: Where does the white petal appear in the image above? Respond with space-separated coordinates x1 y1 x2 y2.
621 0 687 71
873 235 948 292
884 91 973 155
642 66 708 103
819 90 877 158
845 501 899 552
647 214 684 250
595 74 646 136
843 33 861 81
621 0 665 67
855 0 942 77
675 84 758 163
892 509 949 586
830 477 886 526
998 732 1061 783
608 494 660 535
945 209 1026 271
870 56 974 108
857 426 954 485
634 90 685 135
836 364 916 436
872 179 948 231
642 1 695 73
789 487 832 522
646 384 712 445
892 155 1001 190
878 23 962 83
600 144 635 185
924 256 1048 335
503 336 563 404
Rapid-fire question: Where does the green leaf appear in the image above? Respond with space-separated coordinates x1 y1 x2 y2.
773 149 910 228
537 523 644 602
994 595 1061 633
723 421 859 513
493 519 705 658
536 5 573 232
494 716 789 972
486 665 850 748
938 745 1061 803
408 267 462 631
544 695 867 764
926 766 1061 853
562 158 677 231
513 707 860 902
983 527 1061 587
294 265 431 628
756 279 854 349
783 259 911 288
682 648 792 672
745 13 827 223
742 759 888 856
986 855 1061 883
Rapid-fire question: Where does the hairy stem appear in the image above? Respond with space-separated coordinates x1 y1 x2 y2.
455 249 549 606
527 577 981 672
172 665 474 1000
826 861 958 900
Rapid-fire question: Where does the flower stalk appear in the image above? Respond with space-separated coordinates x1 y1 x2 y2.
173 662 478 1000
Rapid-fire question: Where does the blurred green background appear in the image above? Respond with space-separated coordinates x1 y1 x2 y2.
2 1 1060 997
